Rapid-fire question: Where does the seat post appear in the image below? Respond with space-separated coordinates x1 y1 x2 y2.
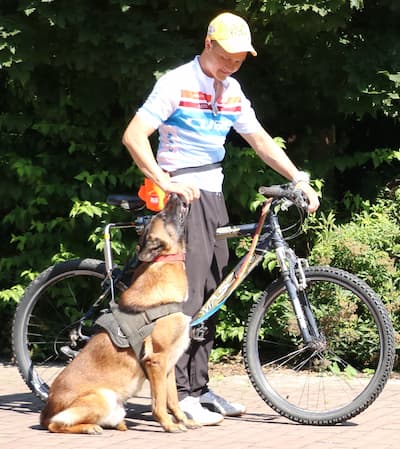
104 223 114 277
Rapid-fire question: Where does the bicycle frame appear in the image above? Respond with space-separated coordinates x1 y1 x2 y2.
101 199 323 348
190 200 323 347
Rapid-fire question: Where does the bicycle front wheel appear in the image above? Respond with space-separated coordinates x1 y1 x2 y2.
12 258 126 401
243 266 395 425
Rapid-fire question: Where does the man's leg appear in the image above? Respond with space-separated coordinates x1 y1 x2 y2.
175 192 230 425
176 191 228 399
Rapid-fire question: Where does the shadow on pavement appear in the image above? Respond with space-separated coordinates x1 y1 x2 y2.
234 411 358 427
0 392 42 414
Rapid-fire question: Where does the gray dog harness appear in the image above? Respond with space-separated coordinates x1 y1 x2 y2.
95 299 183 358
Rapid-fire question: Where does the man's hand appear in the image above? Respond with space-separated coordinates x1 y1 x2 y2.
160 174 201 203
295 182 320 213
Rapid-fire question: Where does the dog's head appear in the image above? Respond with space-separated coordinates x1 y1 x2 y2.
137 193 189 262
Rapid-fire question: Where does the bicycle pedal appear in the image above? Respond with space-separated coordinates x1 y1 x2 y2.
60 345 79 360
191 323 208 342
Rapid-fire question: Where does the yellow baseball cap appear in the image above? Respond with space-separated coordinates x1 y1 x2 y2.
207 12 257 56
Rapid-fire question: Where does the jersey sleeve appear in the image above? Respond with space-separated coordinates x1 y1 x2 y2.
137 74 180 129
232 89 263 135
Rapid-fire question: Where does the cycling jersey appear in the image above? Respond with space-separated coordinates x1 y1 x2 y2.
137 56 261 191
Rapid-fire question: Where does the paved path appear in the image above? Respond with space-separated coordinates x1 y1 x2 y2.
1 362 399 449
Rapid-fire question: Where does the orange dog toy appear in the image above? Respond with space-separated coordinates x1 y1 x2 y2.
138 178 169 211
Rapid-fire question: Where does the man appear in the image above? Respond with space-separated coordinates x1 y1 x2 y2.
122 12 320 426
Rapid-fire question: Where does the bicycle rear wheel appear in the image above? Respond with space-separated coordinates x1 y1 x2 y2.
243 266 395 425
12 258 126 401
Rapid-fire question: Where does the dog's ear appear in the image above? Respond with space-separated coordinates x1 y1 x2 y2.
138 235 166 262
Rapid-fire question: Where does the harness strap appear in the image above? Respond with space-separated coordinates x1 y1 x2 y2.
169 161 222 177
98 301 183 359
142 302 183 322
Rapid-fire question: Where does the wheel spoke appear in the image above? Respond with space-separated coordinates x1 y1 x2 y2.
244 266 394 424
12 260 120 401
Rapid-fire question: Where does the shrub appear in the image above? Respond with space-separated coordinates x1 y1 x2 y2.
308 187 400 366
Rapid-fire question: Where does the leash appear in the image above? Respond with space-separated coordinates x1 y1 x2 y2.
231 198 273 289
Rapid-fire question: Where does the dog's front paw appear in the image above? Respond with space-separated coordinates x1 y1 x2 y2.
183 418 202 430
163 421 188 433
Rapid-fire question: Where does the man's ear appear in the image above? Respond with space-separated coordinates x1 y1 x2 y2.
138 235 166 262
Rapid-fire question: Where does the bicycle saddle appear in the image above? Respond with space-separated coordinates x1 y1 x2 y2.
107 194 145 211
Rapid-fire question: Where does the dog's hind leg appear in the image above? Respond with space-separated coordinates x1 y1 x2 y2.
48 389 126 434
48 421 103 435
48 404 105 435
48 409 127 434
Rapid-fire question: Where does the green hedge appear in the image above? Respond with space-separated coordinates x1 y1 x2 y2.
1 0 399 360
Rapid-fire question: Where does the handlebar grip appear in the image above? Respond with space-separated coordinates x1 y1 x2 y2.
258 185 287 198
258 184 309 211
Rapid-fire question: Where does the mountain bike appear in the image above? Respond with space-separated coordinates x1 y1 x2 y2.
12 183 395 425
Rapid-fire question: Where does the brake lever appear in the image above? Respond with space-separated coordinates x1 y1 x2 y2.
280 199 294 211
291 188 309 211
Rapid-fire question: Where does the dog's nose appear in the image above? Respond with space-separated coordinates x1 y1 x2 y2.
165 193 184 210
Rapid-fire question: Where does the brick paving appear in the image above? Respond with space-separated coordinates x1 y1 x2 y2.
0 362 399 449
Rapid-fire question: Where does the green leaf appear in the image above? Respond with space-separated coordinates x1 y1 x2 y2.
0 285 24 303
69 200 104 218
350 0 364 10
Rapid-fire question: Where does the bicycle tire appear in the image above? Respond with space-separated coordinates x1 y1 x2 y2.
12 258 126 401
243 265 395 425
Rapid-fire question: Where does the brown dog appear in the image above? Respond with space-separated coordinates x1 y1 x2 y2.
40 194 199 434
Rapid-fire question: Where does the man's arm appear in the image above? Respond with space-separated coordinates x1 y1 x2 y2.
122 114 200 202
241 128 320 212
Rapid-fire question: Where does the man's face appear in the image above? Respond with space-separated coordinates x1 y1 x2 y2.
204 39 247 81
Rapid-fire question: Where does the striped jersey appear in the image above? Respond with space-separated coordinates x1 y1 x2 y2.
137 56 261 191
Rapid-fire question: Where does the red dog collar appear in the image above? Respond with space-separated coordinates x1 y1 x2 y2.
152 254 185 262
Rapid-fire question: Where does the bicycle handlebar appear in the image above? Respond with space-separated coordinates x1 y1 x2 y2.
258 184 309 211
107 183 309 216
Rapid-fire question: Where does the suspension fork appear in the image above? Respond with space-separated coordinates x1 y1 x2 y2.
271 217 323 347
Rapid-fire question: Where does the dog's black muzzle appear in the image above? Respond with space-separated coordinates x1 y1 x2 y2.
159 193 189 230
